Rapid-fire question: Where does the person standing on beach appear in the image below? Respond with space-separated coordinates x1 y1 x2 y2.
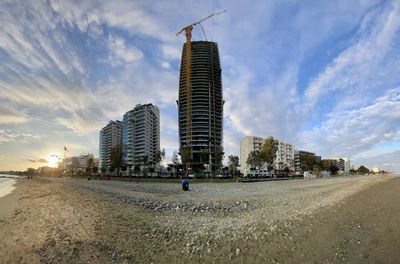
181 176 189 191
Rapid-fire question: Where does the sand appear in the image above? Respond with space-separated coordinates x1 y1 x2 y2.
0 175 399 263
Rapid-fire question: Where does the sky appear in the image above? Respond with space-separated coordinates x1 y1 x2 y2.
1 0 400 171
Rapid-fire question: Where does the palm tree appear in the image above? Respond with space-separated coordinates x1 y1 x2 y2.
142 155 149 178
228 155 239 180
110 144 123 177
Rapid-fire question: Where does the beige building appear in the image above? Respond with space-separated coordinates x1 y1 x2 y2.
240 136 295 176
60 154 99 173
240 136 265 176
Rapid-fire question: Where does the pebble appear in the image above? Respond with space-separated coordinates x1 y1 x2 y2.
81 186 251 214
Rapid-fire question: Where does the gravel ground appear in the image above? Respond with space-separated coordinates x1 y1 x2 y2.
0 174 395 263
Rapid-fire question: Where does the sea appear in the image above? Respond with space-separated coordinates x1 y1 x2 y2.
0 174 19 199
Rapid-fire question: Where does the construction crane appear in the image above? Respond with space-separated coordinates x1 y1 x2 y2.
64 146 69 158
176 10 225 148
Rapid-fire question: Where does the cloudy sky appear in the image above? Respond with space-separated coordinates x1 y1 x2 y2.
1 0 400 171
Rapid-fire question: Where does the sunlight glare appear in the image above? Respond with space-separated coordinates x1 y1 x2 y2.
48 155 58 168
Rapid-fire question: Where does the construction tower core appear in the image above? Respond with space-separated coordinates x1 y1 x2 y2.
178 41 223 172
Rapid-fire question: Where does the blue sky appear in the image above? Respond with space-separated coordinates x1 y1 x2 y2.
1 0 400 171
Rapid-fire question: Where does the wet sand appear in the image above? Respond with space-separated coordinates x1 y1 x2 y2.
0 175 399 263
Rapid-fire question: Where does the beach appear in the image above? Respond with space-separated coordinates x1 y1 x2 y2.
0 178 17 197
0 175 399 263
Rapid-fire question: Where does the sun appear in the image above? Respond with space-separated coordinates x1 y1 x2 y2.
48 155 58 168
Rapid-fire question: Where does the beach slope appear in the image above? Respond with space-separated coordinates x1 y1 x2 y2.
0 175 399 263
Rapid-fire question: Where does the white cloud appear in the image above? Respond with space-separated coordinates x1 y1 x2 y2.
304 2 400 107
55 111 103 134
298 87 400 157
0 129 43 144
0 105 31 124
108 35 143 65
161 44 181 60
1 0 400 171
161 61 171 69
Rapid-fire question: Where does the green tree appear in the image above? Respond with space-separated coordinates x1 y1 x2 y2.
141 155 149 177
199 149 209 165
161 148 166 163
134 165 140 175
320 160 331 170
172 150 180 164
301 155 317 171
228 155 239 177
260 137 278 169
246 151 264 176
87 156 94 175
172 150 179 177
214 147 224 173
357 165 369 175
155 148 166 164
180 147 192 174
110 144 123 176
330 165 339 175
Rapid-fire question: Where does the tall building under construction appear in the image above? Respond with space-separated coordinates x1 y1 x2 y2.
177 41 223 171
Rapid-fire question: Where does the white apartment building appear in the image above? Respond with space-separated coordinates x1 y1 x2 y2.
343 157 351 173
99 120 123 170
240 136 265 176
274 141 295 171
330 157 350 172
122 104 160 167
240 136 295 176
60 154 99 173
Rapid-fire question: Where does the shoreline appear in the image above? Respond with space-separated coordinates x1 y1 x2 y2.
0 175 398 263
0 178 17 199
0 179 20 219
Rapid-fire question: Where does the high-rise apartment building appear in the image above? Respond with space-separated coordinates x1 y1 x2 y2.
178 41 223 170
122 103 160 167
99 120 123 170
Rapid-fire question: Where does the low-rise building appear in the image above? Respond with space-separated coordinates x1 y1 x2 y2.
60 154 99 173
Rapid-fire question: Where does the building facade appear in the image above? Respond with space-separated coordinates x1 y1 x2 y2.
240 136 295 176
294 150 321 172
343 157 351 173
99 120 123 170
331 157 345 172
60 154 99 173
178 41 223 171
122 104 160 168
240 136 265 176
274 141 295 171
